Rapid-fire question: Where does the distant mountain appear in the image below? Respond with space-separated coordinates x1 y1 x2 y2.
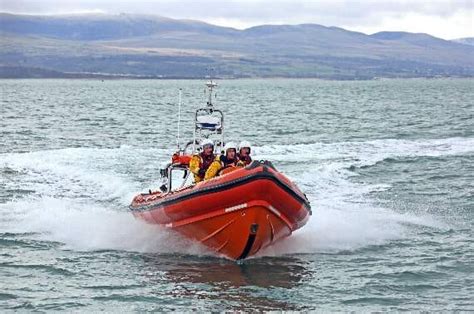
371 31 456 46
1 13 473 78
451 37 474 46
0 13 237 40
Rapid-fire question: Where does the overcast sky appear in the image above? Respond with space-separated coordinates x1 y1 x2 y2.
2 0 473 39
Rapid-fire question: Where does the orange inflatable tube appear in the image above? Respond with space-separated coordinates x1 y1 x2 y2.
130 160 311 260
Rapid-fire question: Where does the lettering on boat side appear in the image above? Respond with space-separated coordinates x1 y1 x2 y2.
224 203 247 213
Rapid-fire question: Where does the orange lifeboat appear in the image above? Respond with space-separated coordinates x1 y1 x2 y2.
130 160 311 260
129 80 311 260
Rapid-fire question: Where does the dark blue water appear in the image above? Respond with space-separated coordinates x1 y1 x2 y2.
1 78 473 311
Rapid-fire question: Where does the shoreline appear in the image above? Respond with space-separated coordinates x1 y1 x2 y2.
1 76 472 81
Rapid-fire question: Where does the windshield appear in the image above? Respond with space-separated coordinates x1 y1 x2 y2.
169 167 194 191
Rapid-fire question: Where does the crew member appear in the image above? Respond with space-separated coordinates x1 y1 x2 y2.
189 139 215 183
205 142 238 180
237 140 252 167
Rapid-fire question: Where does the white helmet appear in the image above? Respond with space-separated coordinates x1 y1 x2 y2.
223 142 237 153
201 139 214 148
238 140 251 152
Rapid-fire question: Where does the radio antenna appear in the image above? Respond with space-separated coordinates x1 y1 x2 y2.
177 88 182 150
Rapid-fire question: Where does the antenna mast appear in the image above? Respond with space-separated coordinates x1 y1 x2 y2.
206 80 217 107
177 88 182 150
205 67 217 107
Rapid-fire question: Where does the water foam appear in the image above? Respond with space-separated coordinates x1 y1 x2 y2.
255 137 466 255
1 137 469 257
254 137 474 165
0 196 209 255
0 146 209 256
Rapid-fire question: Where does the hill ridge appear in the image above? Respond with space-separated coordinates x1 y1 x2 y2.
1 13 473 78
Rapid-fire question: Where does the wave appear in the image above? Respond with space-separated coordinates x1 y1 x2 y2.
253 137 465 256
0 197 210 256
1 137 467 257
254 137 474 165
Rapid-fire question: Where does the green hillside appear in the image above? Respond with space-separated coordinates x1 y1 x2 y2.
1 13 473 78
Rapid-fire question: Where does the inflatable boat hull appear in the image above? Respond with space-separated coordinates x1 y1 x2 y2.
130 161 311 260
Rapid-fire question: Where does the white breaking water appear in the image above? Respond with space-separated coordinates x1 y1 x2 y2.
1 137 470 257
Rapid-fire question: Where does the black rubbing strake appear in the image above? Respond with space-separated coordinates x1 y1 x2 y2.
130 169 311 214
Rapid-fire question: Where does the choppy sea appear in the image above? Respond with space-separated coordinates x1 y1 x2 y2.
1 78 473 311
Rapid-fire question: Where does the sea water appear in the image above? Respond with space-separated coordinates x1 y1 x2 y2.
1 78 473 311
